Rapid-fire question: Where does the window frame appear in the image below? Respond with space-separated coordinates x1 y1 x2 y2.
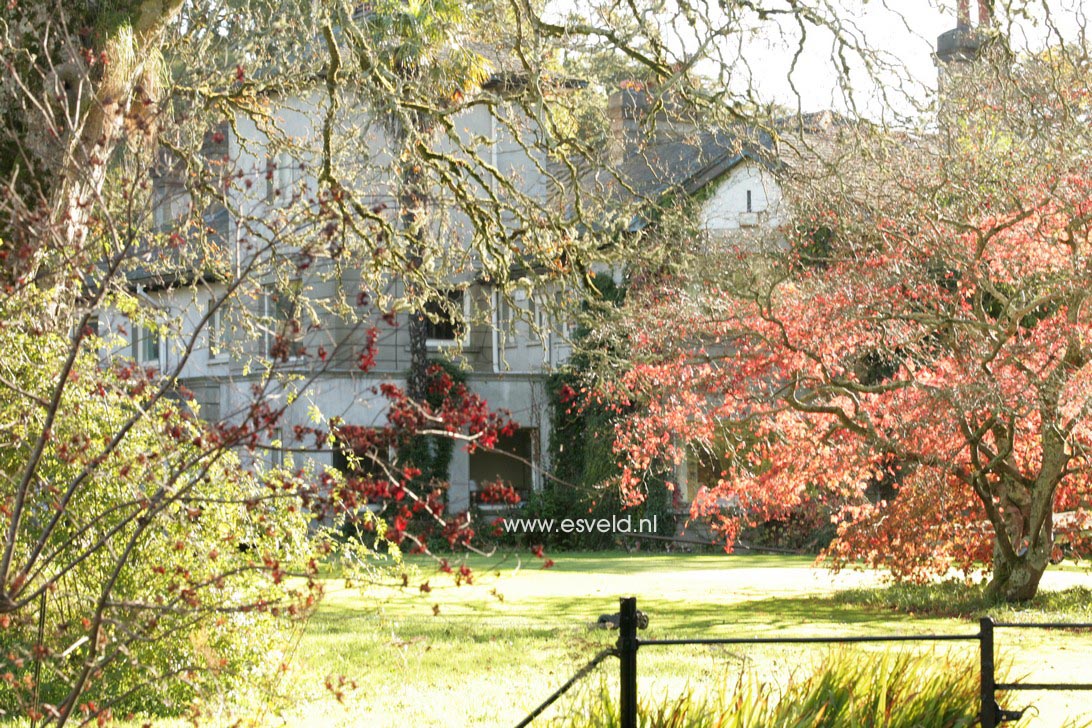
494 289 550 349
207 298 228 362
261 284 303 360
152 180 191 231
265 151 301 207
131 323 162 366
424 288 470 349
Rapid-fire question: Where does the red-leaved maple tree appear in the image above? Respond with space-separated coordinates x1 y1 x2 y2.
601 43 1092 602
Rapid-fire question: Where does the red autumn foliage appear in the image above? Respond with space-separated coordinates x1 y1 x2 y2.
600 70 1092 601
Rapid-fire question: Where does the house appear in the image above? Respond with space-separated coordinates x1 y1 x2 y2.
94 55 794 524
100 85 570 513
601 86 785 237
115 8 996 522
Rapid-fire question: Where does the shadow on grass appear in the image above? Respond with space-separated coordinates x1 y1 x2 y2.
542 552 817 574
306 591 939 647
395 550 817 576
508 594 951 636
836 581 1092 622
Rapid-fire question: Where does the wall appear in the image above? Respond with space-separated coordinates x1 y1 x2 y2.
699 160 784 234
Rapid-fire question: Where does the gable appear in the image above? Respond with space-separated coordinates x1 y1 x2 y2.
698 160 783 235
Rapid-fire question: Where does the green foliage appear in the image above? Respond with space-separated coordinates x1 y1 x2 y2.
0 322 317 716
485 479 676 551
350 0 487 89
536 274 675 549
836 580 997 618
793 224 835 269
551 648 996 728
546 366 616 493
398 358 468 486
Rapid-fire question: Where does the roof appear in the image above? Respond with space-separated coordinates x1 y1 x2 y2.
126 204 230 291
619 128 772 198
595 92 868 234
592 90 778 232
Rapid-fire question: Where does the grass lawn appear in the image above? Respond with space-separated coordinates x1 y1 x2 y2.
259 552 1092 727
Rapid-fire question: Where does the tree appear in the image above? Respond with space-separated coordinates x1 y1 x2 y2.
598 33 1092 602
0 0 525 720
0 0 968 719
339 0 490 402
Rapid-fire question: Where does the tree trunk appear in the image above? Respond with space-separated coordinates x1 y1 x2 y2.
983 408 1069 603
395 103 437 404
407 304 428 400
401 156 429 402
986 541 1049 602
985 480 1054 602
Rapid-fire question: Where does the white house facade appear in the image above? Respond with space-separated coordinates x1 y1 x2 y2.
113 79 790 517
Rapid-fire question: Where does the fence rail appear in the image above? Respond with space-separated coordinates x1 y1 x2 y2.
516 596 1092 728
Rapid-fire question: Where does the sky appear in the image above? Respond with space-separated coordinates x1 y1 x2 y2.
547 0 1091 122
743 0 1089 119
741 2 950 117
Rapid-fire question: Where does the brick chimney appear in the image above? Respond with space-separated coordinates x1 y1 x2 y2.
936 0 991 67
606 83 697 164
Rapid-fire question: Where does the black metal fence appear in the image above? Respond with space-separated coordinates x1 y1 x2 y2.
517 596 1092 728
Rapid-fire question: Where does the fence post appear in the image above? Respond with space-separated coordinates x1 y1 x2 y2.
618 597 638 728
980 616 996 728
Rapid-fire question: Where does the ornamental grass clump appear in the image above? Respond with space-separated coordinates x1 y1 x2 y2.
551 647 993 728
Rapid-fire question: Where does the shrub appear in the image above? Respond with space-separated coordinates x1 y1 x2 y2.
538 273 676 551
0 328 318 719
740 498 837 553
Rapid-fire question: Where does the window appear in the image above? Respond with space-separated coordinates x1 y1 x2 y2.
548 291 573 338
207 299 226 360
528 295 554 333
495 291 548 347
77 314 99 341
682 443 736 505
495 291 524 336
265 151 301 206
131 324 161 364
262 286 302 360
469 427 538 500
496 293 513 332
740 189 759 227
270 428 284 469
152 182 190 230
425 289 466 345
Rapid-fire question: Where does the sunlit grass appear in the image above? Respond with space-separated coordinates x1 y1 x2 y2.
272 552 1092 727
837 579 1092 622
7 553 1092 726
